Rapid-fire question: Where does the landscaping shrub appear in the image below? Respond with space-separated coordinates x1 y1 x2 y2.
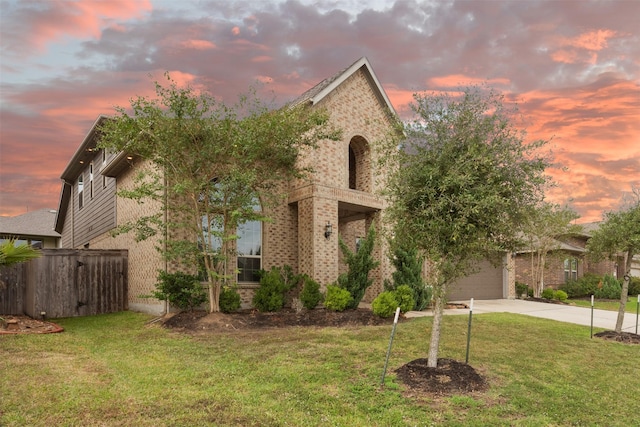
300 276 323 310
553 290 568 302
372 291 398 318
219 285 241 313
515 282 528 298
253 266 297 312
627 276 640 296
394 285 416 313
541 287 555 299
324 285 352 312
372 286 415 318
152 271 207 311
594 274 621 300
559 273 601 298
337 226 379 309
386 244 431 310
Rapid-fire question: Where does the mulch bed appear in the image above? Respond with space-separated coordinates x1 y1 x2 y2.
0 315 64 335
594 330 640 344
395 358 488 395
161 308 402 332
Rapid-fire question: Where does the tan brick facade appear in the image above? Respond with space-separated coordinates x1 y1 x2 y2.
88 160 165 314
64 58 397 313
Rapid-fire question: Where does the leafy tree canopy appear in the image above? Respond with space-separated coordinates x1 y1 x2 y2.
586 189 640 332
379 86 551 366
99 74 341 312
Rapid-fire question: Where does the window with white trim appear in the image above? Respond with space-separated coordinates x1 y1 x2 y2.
78 174 84 209
564 258 578 282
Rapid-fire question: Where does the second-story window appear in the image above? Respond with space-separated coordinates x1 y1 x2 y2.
89 163 94 199
78 174 84 209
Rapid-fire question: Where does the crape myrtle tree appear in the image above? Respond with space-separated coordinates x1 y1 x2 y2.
379 87 550 368
521 203 582 297
99 74 340 312
586 188 640 333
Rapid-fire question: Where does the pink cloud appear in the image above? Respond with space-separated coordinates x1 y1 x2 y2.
180 40 217 50
564 29 618 51
5 0 152 57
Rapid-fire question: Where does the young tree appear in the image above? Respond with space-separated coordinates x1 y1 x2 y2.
522 203 582 297
99 74 340 312
385 242 431 310
586 189 640 332
380 87 550 367
337 225 380 309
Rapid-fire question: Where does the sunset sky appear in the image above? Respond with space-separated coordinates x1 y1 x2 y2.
1 0 638 223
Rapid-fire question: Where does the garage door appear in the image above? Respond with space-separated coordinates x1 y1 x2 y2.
447 260 505 301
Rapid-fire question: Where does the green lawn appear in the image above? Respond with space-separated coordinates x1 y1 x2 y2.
570 295 640 313
1 311 638 426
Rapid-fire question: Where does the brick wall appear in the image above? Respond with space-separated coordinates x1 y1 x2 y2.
89 160 165 315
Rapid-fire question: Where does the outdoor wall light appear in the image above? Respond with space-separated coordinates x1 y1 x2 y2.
324 221 333 239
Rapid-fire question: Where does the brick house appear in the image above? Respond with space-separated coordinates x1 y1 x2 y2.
55 57 400 314
514 222 624 291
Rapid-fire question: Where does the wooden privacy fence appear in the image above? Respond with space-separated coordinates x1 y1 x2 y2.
0 249 128 318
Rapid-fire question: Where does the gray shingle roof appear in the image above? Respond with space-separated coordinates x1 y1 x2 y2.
0 208 60 238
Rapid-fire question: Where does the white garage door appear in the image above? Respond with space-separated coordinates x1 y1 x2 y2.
447 260 505 301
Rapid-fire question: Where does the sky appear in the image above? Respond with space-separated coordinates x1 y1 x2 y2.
0 0 638 223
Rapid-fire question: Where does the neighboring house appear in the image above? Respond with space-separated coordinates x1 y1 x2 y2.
0 209 60 248
515 222 624 290
631 255 640 278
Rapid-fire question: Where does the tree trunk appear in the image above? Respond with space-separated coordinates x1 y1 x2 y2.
614 250 632 333
208 281 220 313
427 285 447 368
538 252 546 298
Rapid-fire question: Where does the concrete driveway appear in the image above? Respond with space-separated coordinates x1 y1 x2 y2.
406 299 639 333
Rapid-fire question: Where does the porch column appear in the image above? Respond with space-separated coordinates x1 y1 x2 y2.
297 196 339 288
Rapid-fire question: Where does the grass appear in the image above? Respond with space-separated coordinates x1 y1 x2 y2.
1 311 639 426
569 295 640 313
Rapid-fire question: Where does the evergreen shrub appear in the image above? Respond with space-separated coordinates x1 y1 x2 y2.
219 285 241 313
300 276 324 310
152 271 207 311
253 267 296 312
594 274 621 300
541 287 555 299
372 292 398 318
324 285 352 312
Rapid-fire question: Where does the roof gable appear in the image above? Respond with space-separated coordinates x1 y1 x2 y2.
293 57 397 117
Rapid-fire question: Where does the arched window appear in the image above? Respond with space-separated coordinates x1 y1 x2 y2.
348 136 371 192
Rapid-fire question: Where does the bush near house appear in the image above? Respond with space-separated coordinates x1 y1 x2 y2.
554 290 568 302
324 285 352 312
252 266 300 312
627 276 640 296
299 276 324 310
219 285 241 313
372 285 415 318
541 288 555 300
594 274 621 300
151 271 207 311
337 226 379 310
559 273 602 298
385 245 431 310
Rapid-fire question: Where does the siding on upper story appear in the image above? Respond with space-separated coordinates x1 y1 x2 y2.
60 149 117 248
